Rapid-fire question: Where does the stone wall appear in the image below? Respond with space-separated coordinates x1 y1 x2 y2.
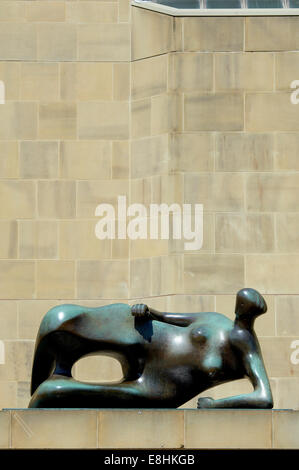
169 13 299 409
0 0 132 407
0 3 299 411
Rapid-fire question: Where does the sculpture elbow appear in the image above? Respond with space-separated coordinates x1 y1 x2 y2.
255 393 273 409
261 398 273 409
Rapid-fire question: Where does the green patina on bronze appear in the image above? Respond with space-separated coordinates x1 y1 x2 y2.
29 288 273 409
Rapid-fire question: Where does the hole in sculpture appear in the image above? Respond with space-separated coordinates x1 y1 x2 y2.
72 355 124 384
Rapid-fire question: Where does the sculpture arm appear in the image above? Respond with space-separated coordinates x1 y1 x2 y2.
131 304 199 327
198 334 273 409
150 308 200 327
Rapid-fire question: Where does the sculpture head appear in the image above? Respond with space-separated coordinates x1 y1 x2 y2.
235 288 267 320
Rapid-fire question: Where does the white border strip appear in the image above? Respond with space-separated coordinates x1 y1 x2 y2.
132 1 299 16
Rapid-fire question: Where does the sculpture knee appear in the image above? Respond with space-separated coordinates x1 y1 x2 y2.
38 304 86 338
30 304 86 396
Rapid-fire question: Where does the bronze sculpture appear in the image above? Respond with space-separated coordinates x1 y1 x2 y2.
29 288 273 409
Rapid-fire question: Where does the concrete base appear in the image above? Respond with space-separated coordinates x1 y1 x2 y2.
0 409 298 449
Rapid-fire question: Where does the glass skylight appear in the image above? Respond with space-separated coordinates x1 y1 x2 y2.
143 0 299 8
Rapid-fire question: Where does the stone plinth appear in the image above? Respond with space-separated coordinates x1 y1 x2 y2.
0 409 298 449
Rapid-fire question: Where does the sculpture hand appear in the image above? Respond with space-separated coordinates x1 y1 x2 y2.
197 397 215 409
131 303 151 319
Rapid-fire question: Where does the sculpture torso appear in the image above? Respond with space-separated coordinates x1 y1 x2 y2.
135 312 244 404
